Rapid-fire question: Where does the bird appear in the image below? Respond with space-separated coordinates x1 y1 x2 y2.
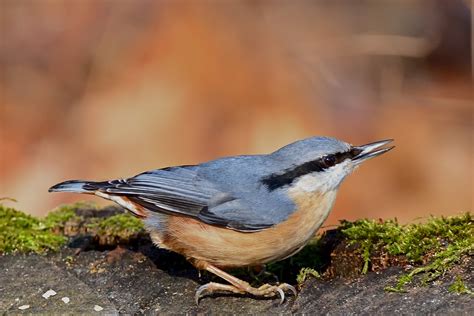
49 136 393 303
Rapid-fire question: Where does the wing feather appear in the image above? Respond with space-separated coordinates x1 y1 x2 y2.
87 167 226 220
86 164 295 232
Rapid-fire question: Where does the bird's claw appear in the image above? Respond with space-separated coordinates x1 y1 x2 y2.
279 283 298 297
195 283 208 305
275 287 285 304
255 283 297 304
195 282 244 305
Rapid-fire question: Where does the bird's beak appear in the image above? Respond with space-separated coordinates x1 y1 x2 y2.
352 139 394 164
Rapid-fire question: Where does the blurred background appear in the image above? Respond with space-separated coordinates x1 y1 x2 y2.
0 1 472 227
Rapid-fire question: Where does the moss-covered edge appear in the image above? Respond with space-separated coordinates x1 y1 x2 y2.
340 213 473 292
0 202 144 254
0 204 68 254
449 276 474 295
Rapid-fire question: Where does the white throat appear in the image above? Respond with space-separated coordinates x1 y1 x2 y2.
290 160 352 193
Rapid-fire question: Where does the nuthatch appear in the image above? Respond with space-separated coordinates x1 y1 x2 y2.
49 136 393 303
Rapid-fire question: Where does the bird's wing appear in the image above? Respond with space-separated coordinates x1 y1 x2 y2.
85 165 295 232
86 166 220 218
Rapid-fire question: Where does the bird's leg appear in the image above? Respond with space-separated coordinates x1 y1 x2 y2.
194 260 296 304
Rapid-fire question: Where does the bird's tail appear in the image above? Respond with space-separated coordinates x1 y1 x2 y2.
48 179 148 218
48 180 97 194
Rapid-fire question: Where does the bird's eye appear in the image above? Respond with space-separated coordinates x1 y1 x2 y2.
323 155 336 167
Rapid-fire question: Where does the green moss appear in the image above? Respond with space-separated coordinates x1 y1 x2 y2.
448 276 474 295
385 237 473 292
43 203 85 228
341 213 473 291
0 202 145 254
87 213 144 240
0 205 67 254
296 267 320 285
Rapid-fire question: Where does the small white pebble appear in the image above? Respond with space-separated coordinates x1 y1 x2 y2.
61 297 70 304
15 298 19 302
18 305 30 310
42 289 57 299
94 305 104 312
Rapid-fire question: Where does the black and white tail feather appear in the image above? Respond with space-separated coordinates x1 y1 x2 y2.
49 180 93 194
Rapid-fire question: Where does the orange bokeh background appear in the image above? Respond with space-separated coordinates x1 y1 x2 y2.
1 1 472 227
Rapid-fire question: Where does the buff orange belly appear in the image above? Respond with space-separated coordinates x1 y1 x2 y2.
145 190 337 268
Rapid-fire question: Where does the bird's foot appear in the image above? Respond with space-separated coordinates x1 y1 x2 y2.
195 281 296 304
193 261 296 304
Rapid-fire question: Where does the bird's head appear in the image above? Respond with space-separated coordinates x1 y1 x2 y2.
263 137 394 193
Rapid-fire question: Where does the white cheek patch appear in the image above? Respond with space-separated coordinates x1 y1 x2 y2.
290 160 353 192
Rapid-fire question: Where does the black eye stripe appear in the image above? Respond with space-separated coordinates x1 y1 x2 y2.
261 148 362 191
